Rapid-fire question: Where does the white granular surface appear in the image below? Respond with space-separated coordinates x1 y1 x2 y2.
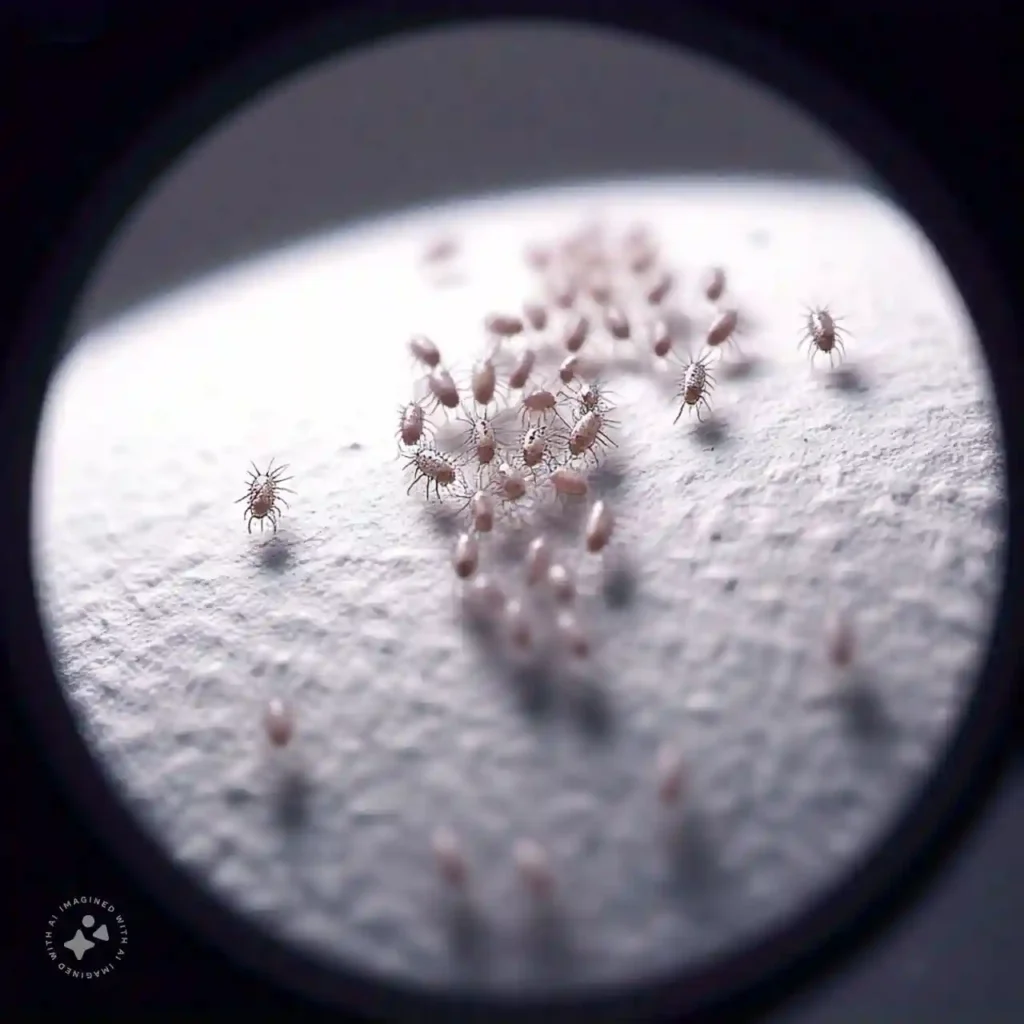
31 180 1004 995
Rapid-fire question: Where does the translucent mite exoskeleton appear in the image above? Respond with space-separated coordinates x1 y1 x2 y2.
603 304 631 340
485 312 525 338
470 490 495 533
397 401 428 448
645 269 674 306
236 459 295 533
471 357 498 407
508 348 537 391
523 301 549 332
673 354 716 424
706 308 741 353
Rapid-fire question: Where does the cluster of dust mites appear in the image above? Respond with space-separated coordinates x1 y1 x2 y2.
241 214 856 915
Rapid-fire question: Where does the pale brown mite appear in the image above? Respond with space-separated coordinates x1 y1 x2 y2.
398 402 426 447
650 319 672 358
568 409 617 462
508 348 536 390
559 354 580 384
646 270 674 305
464 574 507 622
655 743 686 805
704 266 726 302
503 598 533 652
828 611 856 667
562 313 590 352
674 355 715 424
405 445 459 500
236 459 294 533
556 609 589 659
486 312 525 337
585 500 615 553
521 425 549 468
547 563 576 603
603 305 631 340
471 490 495 533
496 461 528 502
423 236 459 265
514 839 554 898
706 308 739 349
409 333 441 369
453 532 479 579
588 273 614 305
548 275 578 309
428 367 460 409
523 301 549 331
549 466 589 498
471 357 498 406
800 306 849 367
431 827 470 888
524 535 552 586
264 698 294 747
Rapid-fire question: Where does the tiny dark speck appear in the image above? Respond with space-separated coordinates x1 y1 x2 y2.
724 578 737 592
348 442 363 450
709 531 722 542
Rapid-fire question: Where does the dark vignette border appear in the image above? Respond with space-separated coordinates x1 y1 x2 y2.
2 3 1019 1022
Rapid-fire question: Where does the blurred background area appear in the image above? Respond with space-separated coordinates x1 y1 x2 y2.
70 21 872 338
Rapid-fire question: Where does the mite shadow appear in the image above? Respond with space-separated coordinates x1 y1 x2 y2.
719 354 765 382
602 553 639 609
837 669 895 745
256 533 297 573
271 765 313 832
444 895 491 971
665 807 728 918
825 363 869 395
692 414 730 448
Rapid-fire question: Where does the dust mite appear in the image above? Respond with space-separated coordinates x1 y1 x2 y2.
471 357 498 406
547 563 577 603
428 367 460 410
405 445 459 500
237 459 294 533
432 827 470 888
409 333 441 369
524 535 552 585
645 270 674 305
585 500 615 553
549 466 589 498
650 319 673 358
398 401 426 447
523 301 549 331
485 312 525 338
604 305 631 340
562 312 590 352
706 308 740 350
470 490 495 533
556 609 589 659
263 698 294 747
800 305 849 367
704 266 726 302
655 743 686 805
509 348 537 390
673 354 716 424
453 532 479 579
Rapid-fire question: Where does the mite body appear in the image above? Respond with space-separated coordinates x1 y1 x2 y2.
559 354 580 384
486 312 524 338
409 334 441 369
502 598 534 653
706 308 740 351
562 313 590 352
524 535 552 586
453 532 479 579
800 306 849 367
655 743 686 805
704 266 726 302
236 459 294 533
548 466 589 498
568 409 617 462
263 697 294 747
471 357 498 406
509 348 537 390
547 563 576 603
494 461 530 509
514 839 554 899
398 401 428 448
603 305 631 340
645 269 674 305
521 425 551 469
520 388 565 426
428 367 460 411
556 609 589 659
585 500 615 552
471 490 495 533
463 574 508 623
650 319 673 359
523 301 549 331
467 415 497 466
405 445 460 500
674 355 716 424
431 827 470 889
